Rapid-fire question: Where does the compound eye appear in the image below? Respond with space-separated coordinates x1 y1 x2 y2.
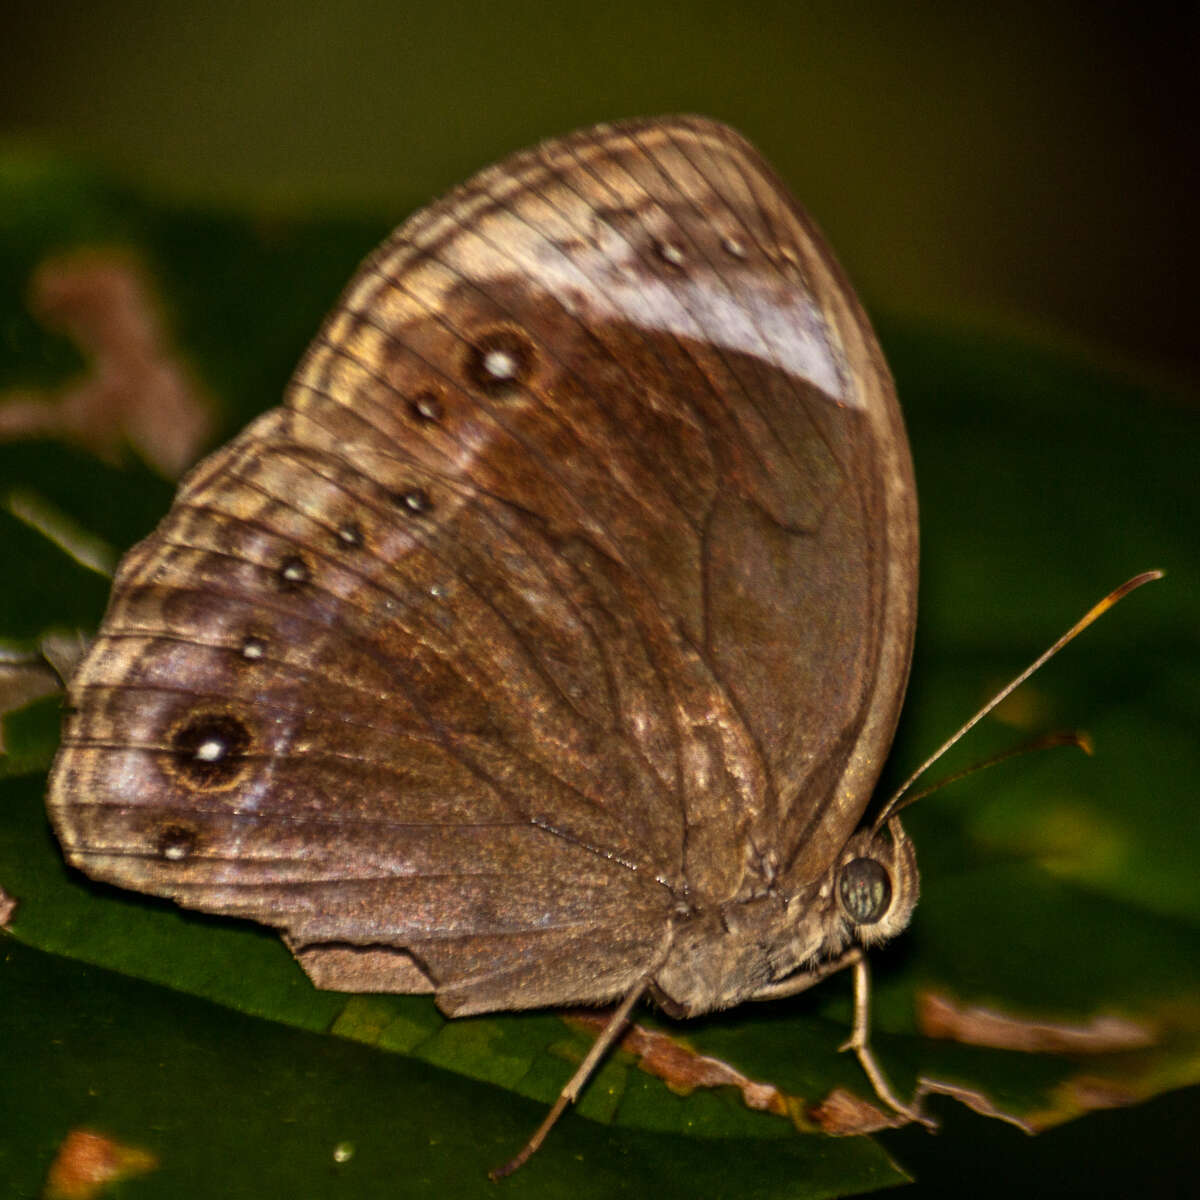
838 857 892 925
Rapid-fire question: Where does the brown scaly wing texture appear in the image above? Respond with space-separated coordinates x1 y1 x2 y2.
47 116 916 1016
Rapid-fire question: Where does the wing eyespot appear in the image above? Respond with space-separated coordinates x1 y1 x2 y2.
408 388 445 424
719 235 747 259
335 521 365 549
389 487 433 516
654 239 686 268
167 711 252 789
238 634 267 661
276 554 311 591
463 326 536 395
155 822 199 861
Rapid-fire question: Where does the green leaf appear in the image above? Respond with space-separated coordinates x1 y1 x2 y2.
2 150 1197 1198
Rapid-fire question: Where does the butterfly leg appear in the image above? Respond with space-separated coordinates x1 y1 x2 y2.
750 945 864 1002
489 980 650 1179
841 954 936 1128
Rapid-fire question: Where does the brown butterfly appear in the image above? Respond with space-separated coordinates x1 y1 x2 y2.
51 115 1097 1172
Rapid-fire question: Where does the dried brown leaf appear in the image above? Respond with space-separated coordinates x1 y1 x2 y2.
0 250 214 477
809 1087 907 1135
917 990 1157 1054
42 1128 158 1200
567 1011 788 1116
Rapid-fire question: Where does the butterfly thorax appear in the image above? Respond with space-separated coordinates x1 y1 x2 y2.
651 820 919 1016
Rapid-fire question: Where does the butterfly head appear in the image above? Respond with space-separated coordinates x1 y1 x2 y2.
830 818 919 949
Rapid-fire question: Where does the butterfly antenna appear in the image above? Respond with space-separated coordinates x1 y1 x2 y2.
873 570 1163 832
881 729 1092 821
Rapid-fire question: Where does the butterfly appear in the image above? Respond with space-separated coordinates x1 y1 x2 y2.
49 115 936 1171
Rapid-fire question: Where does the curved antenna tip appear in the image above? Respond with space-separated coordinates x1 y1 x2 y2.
874 570 1163 829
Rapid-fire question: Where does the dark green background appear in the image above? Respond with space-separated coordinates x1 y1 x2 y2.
1 1 1195 391
1 4 1197 1199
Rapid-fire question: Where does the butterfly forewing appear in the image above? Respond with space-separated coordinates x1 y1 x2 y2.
48 116 917 1015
